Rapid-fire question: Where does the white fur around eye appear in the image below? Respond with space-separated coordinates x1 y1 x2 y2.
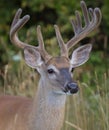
47 65 59 74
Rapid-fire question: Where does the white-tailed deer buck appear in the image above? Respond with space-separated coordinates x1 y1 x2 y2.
0 1 101 130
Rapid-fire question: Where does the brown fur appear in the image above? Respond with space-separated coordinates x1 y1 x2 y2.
0 95 32 130
46 57 70 69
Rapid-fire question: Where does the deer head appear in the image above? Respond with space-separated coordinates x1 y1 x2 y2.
10 1 101 95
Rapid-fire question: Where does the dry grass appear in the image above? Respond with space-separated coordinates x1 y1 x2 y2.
63 73 109 130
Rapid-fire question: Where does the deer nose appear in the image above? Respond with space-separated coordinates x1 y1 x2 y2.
65 82 79 94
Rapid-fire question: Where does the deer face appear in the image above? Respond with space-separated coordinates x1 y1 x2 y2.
44 57 78 95
24 44 92 95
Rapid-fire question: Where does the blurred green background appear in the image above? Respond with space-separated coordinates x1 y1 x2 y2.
0 0 109 130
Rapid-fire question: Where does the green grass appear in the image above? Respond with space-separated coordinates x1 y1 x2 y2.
0 51 109 130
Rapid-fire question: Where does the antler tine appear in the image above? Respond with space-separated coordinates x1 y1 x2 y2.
10 8 51 61
36 26 51 61
54 25 68 57
94 8 102 26
81 1 90 26
10 8 31 49
11 8 22 27
66 1 102 50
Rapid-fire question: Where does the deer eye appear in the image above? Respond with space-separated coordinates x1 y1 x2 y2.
47 69 55 74
71 68 74 72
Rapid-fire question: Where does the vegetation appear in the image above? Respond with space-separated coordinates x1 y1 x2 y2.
0 0 109 130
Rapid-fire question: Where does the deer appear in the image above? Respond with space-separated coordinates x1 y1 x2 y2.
0 1 101 130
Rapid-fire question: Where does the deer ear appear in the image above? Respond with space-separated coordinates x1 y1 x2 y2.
24 47 43 68
70 44 92 68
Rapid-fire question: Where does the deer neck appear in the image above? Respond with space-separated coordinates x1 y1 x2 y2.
29 78 66 130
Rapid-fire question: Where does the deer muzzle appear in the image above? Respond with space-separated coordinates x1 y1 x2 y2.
64 82 79 94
